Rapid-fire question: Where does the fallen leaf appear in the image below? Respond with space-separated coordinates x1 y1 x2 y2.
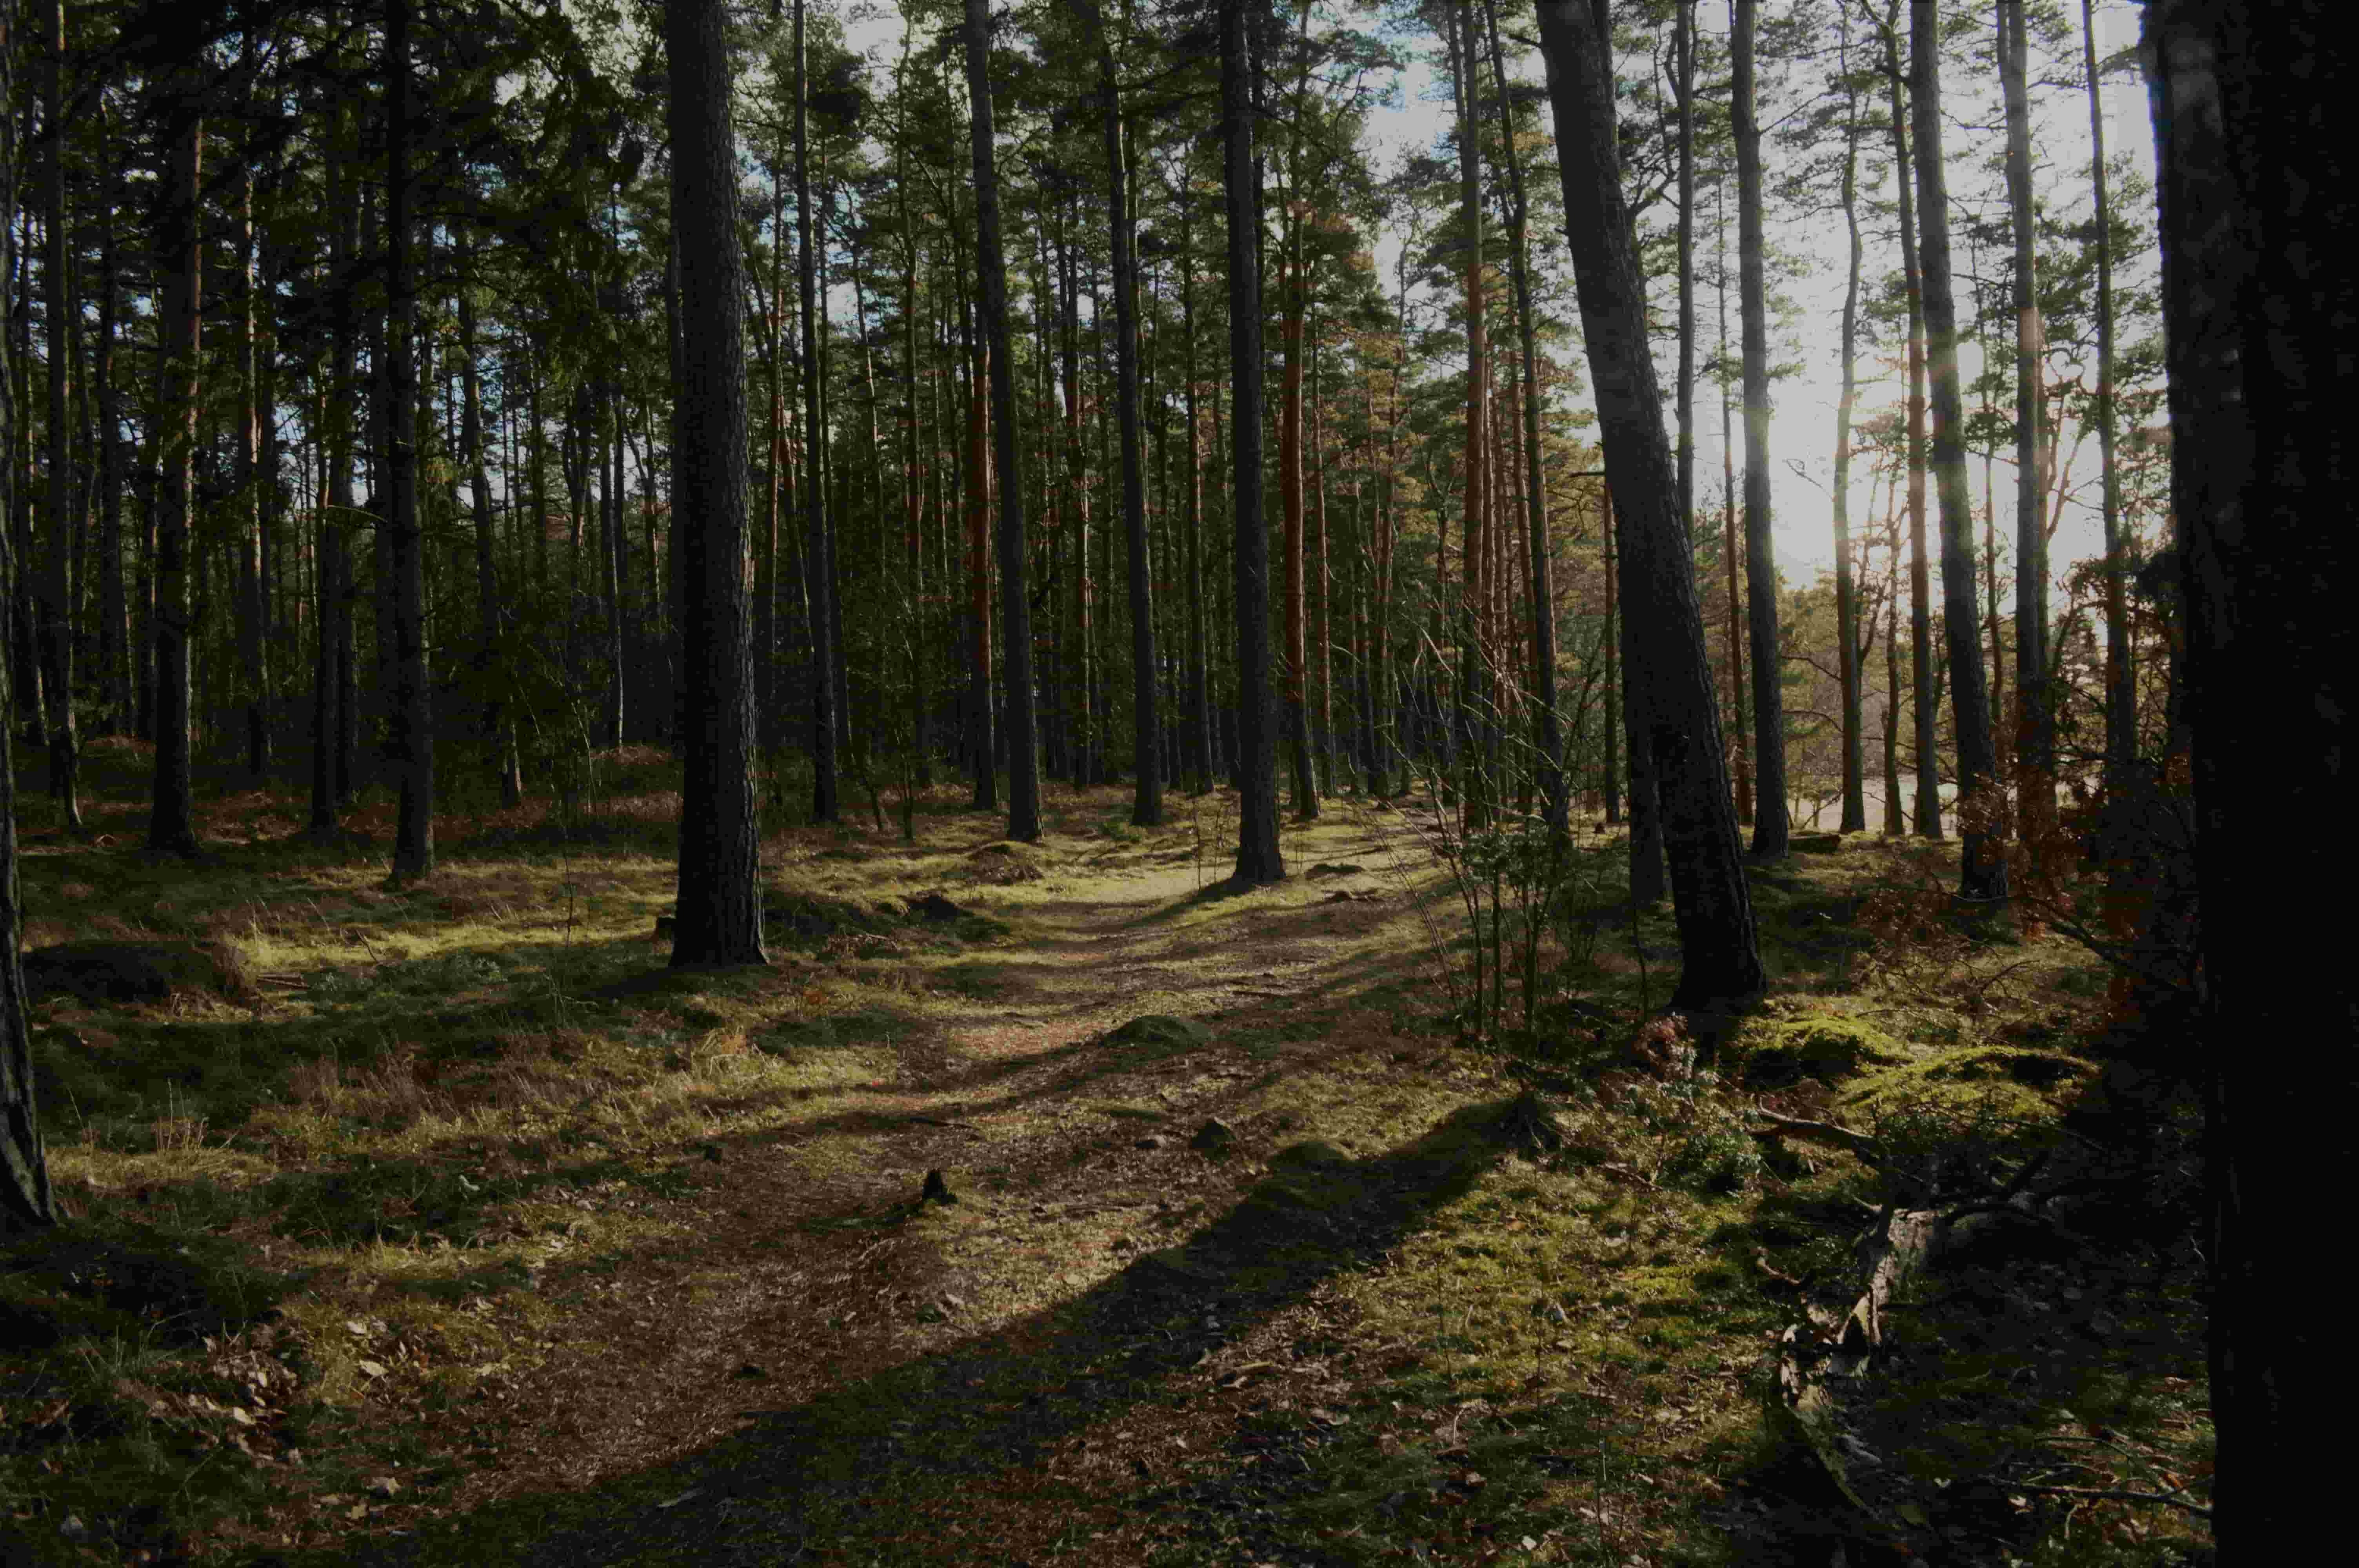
357 1359 387 1379
658 1489 701 1510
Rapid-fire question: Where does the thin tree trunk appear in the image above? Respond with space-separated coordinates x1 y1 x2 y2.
962 0 1040 841
2081 0 2130 802
1910 0 2001 900
1734 0 1787 857
796 0 839 822
39 0 78 826
1832 7 1867 834
1880 5 1941 838
385 0 433 880
2001 0 2051 855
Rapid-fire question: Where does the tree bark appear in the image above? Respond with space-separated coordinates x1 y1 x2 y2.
2081 0 2130 804
1879 5 1942 840
1536 0 1763 1005
40 0 78 827
2147 4 2355 1552
147 103 202 859
385 0 433 883
665 0 766 967
796 0 839 823
1833 8 1867 835
1222 0 1283 884
1 0 58 1232
963 0 1041 842
1910 0 2003 900
1733 0 1787 858
1999 0 2051 855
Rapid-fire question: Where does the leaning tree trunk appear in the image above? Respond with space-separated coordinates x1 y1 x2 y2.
1536 0 1763 1006
665 0 766 967
2147 2 2355 1553
1221 0 1283 884
1910 0 2003 902
962 0 1040 842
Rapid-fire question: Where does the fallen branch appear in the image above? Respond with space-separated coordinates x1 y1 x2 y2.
2008 1481 2212 1519
1748 1105 1880 1161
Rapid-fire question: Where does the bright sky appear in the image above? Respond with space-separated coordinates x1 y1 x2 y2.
837 0 2158 584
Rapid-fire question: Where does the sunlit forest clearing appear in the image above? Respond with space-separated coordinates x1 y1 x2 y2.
2 756 2208 1565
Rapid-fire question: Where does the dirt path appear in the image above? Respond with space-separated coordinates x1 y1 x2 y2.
363 808 1470 1564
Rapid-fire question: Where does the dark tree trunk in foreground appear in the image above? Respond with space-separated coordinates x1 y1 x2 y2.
1733 0 1787 858
2148 5 2355 1553
666 0 767 967
1910 0 2001 901
385 0 434 884
2082 0 2131 803
2 0 57 1232
148 103 202 859
1536 0 1762 1006
1222 0 1282 884
963 0 1040 842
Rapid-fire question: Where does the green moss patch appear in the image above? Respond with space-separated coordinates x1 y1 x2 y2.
1733 1016 1911 1088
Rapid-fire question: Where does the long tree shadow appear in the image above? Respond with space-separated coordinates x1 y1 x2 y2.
342 1098 1534 1566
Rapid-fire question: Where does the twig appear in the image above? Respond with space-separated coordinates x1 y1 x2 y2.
1748 1105 1880 1160
2007 1481 2212 1519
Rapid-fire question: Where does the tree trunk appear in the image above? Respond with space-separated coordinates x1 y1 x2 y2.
796 0 839 822
235 164 268 783
1221 0 1282 884
385 0 433 882
40 0 78 826
1832 8 1867 835
1536 0 1763 1005
1484 0 1564 835
962 0 1040 842
311 136 359 836
1 0 58 1232
665 0 766 967
1715 186 1750 829
147 104 202 859
2148 7 2356 1553
2081 0 2130 804
1879 6 1942 840
1733 0 1787 858
1910 0 2001 900
1999 0 2050 855
1453 0 1492 825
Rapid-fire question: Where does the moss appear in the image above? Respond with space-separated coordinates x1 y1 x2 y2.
1733 1016 1912 1088
1102 1014 1212 1049
1838 1044 2097 1127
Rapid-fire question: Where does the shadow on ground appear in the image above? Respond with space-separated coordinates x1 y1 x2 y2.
318 1099 1532 1566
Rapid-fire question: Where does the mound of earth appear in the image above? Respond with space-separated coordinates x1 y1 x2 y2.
1736 1017 1910 1089
964 842 1047 885
18 940 254 1006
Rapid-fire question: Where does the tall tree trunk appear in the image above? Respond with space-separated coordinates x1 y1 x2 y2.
311 136 359 835
665 0 765 966
1279 138 1314 818
1536 0 1763 1005
1485 0 1565 835
962 0 1040 842
1 0 58 1232
1221 0 1282 883
95 111 126 737
1675 0 1697 529
1910 0 2002 900
39 0 78 826
1832 7 1868 834
1716 187 1750 828
147 103 202 858
235 164 267 782
2081 0 2129 802
1453 0 1491 824
1881 5 1941 838
796 0 839 822
2148 7 2355 1552
2000 0 2051 856
1733 0 1787 857
385 0 433 882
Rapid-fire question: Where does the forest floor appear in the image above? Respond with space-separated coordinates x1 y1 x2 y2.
2 747 2212 1566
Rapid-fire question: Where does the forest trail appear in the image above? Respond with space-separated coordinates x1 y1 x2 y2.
371 800 1483 1565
